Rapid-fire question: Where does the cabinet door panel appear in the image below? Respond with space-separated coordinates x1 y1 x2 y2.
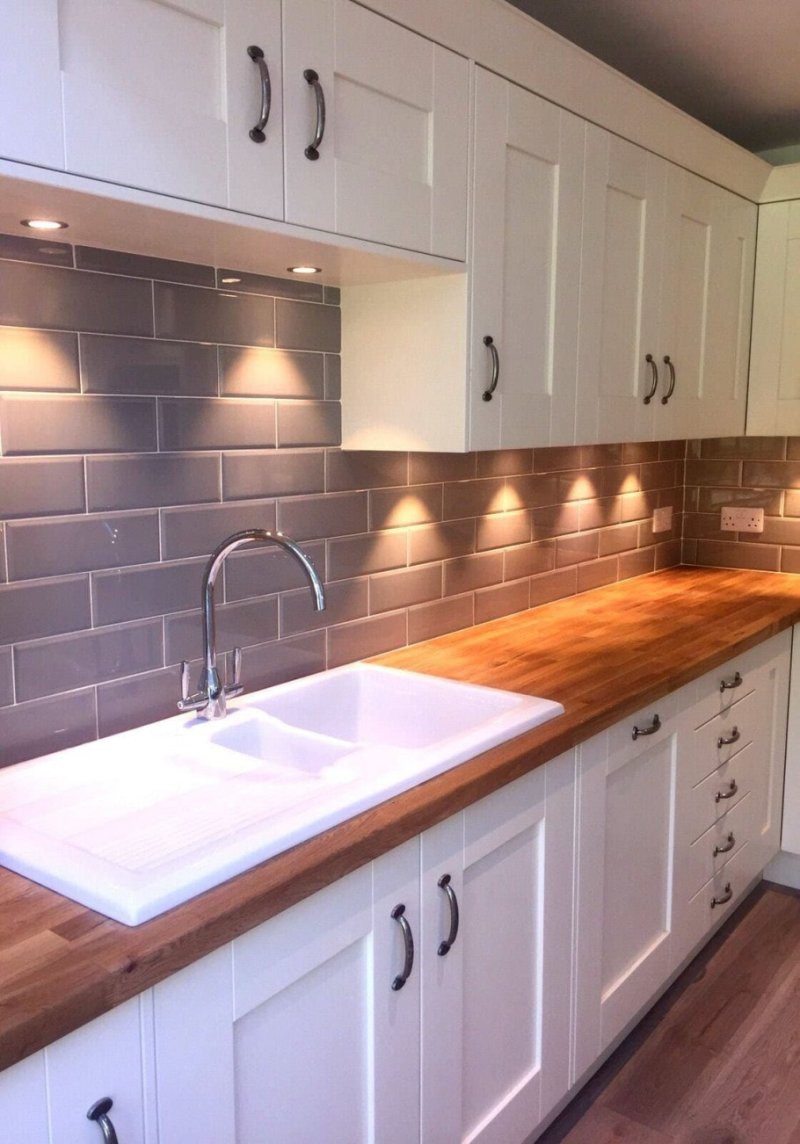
748 201 800 434
577 128 664 444
46 996 149 1144
59 0 229 204
0 0 65 168
470 69 583 451
0 1052 49 1144
284 0 468 257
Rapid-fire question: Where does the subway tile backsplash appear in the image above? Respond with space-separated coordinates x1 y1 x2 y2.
0 234 688 765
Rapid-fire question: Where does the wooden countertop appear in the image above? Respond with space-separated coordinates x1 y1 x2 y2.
2 565 800 1071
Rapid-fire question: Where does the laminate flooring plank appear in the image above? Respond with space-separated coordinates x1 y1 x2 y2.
557 1105 674 1143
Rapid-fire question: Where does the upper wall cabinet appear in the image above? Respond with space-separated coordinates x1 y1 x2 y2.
747 200 800 436
0 0 468 260
469 67 584 450
577 127 756 445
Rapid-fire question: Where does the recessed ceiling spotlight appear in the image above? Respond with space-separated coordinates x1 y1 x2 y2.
287 265 322 275
21 218 69 231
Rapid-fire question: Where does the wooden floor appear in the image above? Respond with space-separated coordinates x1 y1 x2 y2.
539 882 800 1144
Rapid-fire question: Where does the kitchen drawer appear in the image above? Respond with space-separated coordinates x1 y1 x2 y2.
690 658 756 729
683 740 754 844
682 791 755 901
606 691 678 773
685 689 759 788
679 836 759 958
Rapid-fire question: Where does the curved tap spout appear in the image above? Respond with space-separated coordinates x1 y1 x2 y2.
178 529 325 719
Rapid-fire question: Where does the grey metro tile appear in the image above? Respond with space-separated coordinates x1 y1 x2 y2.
158 397 276 451
275 299 341 352
278 401 341 447
0 231 72 266
0 690 97 767
222 450 325 501
6 511 160 580
328 612 407 669
216 268 323 302
76 246 215 286
93 559 207 625
98 667 183 738
86 453 220 512
0 328 79 392
0 647 13 707
165 597 279 663
0 458 86 519
0 393 157 455
221 346 324 399
0 576 91 643
161 500 277 560
0 261 153 335
154 282 274 347
225 541 326 602
81 334 219 397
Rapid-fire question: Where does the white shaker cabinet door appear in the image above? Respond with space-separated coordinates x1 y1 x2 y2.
470 68 584 451
747 200 800 436
56 0 284 216
283 0 468 258
0 1 65 168
659 169 753 440
577 127 666 445
0 1052 50 1144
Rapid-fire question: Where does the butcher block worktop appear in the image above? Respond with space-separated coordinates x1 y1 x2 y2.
2 565 800 1071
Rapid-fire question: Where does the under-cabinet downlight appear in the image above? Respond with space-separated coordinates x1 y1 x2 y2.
287 265 322 275
21 218 69 231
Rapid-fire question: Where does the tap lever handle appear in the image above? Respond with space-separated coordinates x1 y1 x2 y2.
232 646 242 689
180 660 191 701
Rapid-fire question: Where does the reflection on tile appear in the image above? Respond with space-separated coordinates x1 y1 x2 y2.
598 523 639 557
225 541 326 602
0 328 79 391
476 510 531 551
165 597 279 663
278 401 341 447
476 449 532 478
159 397 276 451
0 458 85 518
154 282 274 347
161 500 277 560
97 666 182 738
475 580 529 625
328 612 407 669
0 647 13 707
327 532 407 582
0 232 72 266
369 564 441 614
7 511 160 579
408 519 474 566
81 334 218 397
93 559 207 625
443 552 504 596
327 450 408 492
278 491 368 540
87 453 220 511
409 452 476 484
0 393 157 455
371 484 442 530
0 262 153 334
0 690 97 767
408 594 474 645
223 450 325 501
0 576 91 643
741 460 800 489
556 532 599 567
275 299 340 352
15 621 164 701
216 268 323 302
76 246 215 286
221 346 323 398
504 540 555 580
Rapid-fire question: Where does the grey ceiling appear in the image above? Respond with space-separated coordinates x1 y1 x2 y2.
505 0 800 155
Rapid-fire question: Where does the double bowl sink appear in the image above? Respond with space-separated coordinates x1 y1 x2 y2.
0 664 563 925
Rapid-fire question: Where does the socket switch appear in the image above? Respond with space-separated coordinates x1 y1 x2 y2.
720 506 764 533
652 505 673 533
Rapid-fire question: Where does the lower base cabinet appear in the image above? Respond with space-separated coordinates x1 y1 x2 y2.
152 750 577 1144
0 632 790 1143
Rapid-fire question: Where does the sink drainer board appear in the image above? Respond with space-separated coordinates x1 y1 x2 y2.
0 664 563 925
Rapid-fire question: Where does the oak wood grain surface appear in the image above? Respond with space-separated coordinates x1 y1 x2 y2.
2 566 800 1072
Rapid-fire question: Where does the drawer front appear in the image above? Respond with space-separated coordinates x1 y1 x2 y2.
683 791 756 901
607 692 678 773
691 660 754 729
687 689 759 787
684 741 754 844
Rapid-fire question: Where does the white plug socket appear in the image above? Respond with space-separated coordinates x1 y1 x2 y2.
652 506 673 533
720 506 764 533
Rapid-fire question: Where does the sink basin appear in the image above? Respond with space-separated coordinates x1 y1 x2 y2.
0 664 563 925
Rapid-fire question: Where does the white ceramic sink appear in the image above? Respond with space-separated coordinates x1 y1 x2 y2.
0 664 563 925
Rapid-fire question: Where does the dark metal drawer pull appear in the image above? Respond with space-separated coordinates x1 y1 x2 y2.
87 1098 119 1144
303 68 326 160
715 779 738 802
247 45 272 142
391 903 414 991
482 335 500 401
632 714 661 740
437 873 460 956
717 727 741 749
643 353 659 404
711 882 733 908
713 832 735 856
720 672 742 692
660 354 676 404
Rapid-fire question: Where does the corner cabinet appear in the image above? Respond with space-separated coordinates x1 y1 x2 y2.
150 751 576 1144
0 0 468 260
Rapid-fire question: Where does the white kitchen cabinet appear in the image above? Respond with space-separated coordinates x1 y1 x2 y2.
283 0 468 259
0 995 154 1144
0 0 467 260
747 200 800 435
151 752 575 1144
468 68 584 450
573 692 685 1077
577 125 755 445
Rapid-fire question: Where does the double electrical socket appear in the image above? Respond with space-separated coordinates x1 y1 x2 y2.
720 506 764 533
652 506 673 533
